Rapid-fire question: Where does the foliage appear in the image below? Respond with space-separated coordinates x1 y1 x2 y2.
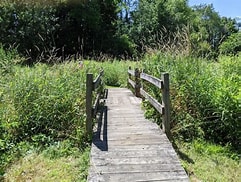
122 1 237 58
0 0 60 62
188 4 237 58
101 59 137 87
0 58 137 179
0 0 137 63
219 32 241 55
141 53 241 147
0 0 239 60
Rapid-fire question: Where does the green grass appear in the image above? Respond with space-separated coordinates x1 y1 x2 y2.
176 140 241 182
4 147 90 182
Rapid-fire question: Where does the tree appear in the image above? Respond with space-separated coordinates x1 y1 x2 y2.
0 0 130 62
0 1 60 62
188 4 237 58
128 0 192 52
158 0 191 31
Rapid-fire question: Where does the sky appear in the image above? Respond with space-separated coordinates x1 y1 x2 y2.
188 0 241 20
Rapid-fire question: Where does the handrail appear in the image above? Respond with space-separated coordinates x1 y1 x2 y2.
128 67 170 137
86 70 105 136
93 70 104 90
140 72 163 89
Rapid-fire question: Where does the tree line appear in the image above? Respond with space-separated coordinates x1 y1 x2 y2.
0 0 240 63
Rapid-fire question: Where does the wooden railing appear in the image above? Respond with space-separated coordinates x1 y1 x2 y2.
86 70 106 136
128 67 171 136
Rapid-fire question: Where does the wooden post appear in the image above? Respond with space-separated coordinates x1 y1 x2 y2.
161 73 170 137
135 68 141 97
128 66 131 80
86 73 93 135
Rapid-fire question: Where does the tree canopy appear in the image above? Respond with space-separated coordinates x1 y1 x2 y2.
0 0 239 63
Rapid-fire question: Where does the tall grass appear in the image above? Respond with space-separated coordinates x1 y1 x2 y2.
141 53 241 148
0 61 94 179
100 60 139 87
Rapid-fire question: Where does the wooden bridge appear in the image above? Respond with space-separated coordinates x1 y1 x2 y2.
86 69 189 182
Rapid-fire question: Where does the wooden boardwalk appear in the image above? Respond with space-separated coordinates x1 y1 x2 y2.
87 88 189 182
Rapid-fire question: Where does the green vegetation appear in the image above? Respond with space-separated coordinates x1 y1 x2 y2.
0 49 91 180
220 32 241 55
0 0 241 181
5 147 89 182
0 0 240 63
176 140 241 182
141 53 241 147
140 53 241 181
0 47 137 180
0 47 241 181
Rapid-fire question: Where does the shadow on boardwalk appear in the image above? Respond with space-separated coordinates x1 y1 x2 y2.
93 106 108 151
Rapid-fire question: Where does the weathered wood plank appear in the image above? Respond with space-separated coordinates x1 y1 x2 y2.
128 78 135 89
141 72 163 89
93 70 104 90
162 73 171 136
89 171 188 182
89 163 184 173
128 69 135 76
141 88 164 114
88 88 189 182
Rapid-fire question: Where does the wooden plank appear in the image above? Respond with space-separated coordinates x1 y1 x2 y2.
88 163 185 173
90 149 178 158
88 88 189 182
128 78 135 89
92 93 101 117
90 156 181 166
140 88 164 115
128 69 135 76
88 171 188 182
141 72 163 89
